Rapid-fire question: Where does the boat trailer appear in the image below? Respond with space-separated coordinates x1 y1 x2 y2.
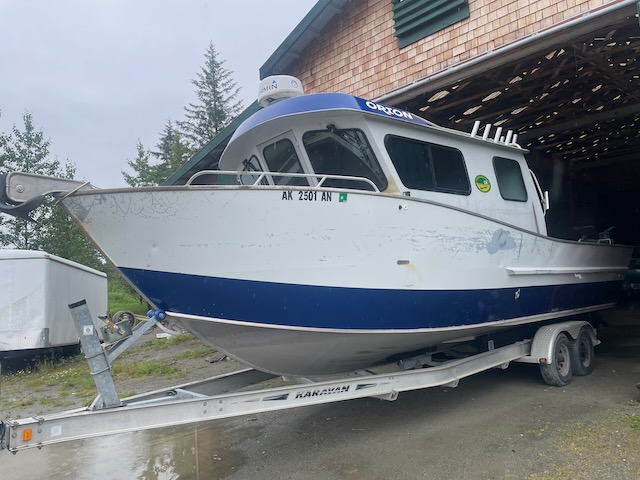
0 301 597 453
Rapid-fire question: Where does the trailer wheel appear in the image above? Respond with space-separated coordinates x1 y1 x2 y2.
540 333 573 387
570 328 595 376
112 310 136 328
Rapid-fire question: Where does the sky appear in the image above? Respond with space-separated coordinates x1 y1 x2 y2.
0 0 318 187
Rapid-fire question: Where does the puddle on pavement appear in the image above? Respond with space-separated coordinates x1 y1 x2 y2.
2 422 255 480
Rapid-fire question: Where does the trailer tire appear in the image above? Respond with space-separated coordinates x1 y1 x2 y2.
570 328 595 376
113 310 136 328
540 333 573 387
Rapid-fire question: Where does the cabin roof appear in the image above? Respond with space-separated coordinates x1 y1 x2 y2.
231 94 433 140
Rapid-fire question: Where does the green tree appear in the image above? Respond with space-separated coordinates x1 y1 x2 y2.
122 140 155 187
152 120 193 183
0 111 63 249
40 164 103 270
0 111 102 269
121 42 242 187
122 123 192 186
178 41 243 150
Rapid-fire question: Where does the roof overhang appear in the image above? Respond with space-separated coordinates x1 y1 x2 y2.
259 0 349 79
377 0 639 105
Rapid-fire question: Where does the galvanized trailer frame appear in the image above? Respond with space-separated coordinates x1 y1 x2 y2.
0 301 597 453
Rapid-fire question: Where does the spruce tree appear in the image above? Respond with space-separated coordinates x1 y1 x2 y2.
122 140 156 187
121 42 242 187
0 112 62 249
122 123 192 187
0 112 102 269
178 42 243 150
152 120 192 183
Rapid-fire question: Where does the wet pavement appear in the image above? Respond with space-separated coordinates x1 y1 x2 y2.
3 304 640 479
3 423 247 479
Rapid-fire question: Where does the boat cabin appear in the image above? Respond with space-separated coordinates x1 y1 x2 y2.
214 77 549 236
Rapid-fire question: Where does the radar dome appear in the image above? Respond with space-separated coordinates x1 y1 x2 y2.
257 75 304 107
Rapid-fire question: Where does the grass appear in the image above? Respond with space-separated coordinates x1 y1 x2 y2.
1 355 97 411
137 332 198 351
32 357 95 400
112 359 177 378
0 345 201 416
525 413 640 480
625 414 640 431
108 288 149 316
169 345 216 360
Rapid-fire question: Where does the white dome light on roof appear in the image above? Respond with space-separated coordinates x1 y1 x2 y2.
257 75 305 107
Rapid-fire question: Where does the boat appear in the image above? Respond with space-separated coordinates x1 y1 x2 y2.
0 76 633 376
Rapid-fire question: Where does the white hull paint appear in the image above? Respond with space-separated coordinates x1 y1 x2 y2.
64 188 627 290
63 187 629 375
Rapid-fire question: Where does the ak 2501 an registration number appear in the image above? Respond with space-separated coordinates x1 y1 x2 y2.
281 191 347 202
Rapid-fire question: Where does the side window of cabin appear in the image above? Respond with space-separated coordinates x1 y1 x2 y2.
493 157 528 202
262 138 307 186
302 129 387 191
384 135 471 195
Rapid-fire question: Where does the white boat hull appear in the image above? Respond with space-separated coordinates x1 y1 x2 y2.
63 187 630 375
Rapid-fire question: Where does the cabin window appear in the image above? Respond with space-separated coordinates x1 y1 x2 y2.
493 157 528 202
384 135 471 195
262 138 307 186
302 128 387 191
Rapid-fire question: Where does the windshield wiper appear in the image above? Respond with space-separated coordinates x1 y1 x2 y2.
326 125 383 180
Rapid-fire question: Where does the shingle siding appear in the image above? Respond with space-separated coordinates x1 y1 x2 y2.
284 0 615 99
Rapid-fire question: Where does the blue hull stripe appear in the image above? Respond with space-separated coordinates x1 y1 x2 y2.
121 268 621 330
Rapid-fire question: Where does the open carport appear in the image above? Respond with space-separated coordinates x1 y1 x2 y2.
383 2 640 245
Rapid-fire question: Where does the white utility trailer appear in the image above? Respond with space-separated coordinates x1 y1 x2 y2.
0 250 107 358
0 302 599 453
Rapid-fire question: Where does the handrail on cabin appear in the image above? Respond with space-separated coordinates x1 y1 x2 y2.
186 170 380 192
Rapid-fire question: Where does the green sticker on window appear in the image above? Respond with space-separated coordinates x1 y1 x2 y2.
475 175 491 193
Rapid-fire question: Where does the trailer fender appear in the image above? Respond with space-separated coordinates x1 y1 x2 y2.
529 321 598 365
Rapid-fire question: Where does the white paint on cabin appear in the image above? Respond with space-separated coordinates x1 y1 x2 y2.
220 100 548 237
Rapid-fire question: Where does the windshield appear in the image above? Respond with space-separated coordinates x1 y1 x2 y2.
262 138 308 186
302 127 387 191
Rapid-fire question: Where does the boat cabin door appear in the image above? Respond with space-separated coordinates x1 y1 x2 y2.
257 132 313 187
